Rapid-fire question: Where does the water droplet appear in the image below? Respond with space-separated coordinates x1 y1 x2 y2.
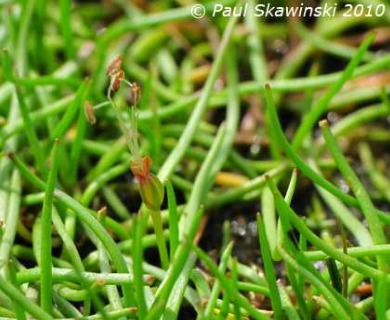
231 220 247 237
314 261 326 272
272 39 288 55
327 112 339 124
248 221 258 237
350 294 361 304
338 178 350 194
250 136 261 156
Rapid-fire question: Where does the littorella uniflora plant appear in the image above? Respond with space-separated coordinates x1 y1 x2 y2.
86 56 169 269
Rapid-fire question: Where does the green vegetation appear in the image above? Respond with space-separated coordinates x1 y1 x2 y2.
1 0 390 319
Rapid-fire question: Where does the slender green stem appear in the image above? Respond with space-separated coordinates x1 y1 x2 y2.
257 213 283 319
326 257 343 294
51 79 89 140
207 164 289 208
294 22 373 62
96 213 124 318
267 177 386 281
245 0 280 159
157 13 239 181
310 160 373 247
279 284 300 320
52 209 84 271
274 168 298 260
320 120 388 272
14 86 47 176
17 267 155 285
150 209 169 270
8 260 27 320
277 247 353 320
132 213 147 319
262 187 277 259
16 0 34 76
165 180 179 260
40 140 59 314
59 0 74 60
374 274 389 320
0 170 21 269
359 143 390 203
69 101 88 186
145 207 204 320
1 95 74 143
292 33 375 150
305 244 390 261
101 186 131 220
192 243 269 320
86 138 127 182
203 242 234 319
7 152 135 306
264 84 389 223
0 278 52 320
81 163 129 207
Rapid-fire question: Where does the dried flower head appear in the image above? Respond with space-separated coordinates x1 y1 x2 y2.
84 100 96 124
131 156 152 184
130 82 141 105
107 56 125 96
112 69 125 92
107 55 122 76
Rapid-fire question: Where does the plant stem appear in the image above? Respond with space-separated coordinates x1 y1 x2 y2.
150 209 169 270
320 120 388 272
40 140 59 314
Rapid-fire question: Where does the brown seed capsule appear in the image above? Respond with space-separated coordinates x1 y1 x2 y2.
84 100 96 124
107 55 122 76
130 82 141 105
112 69 125 91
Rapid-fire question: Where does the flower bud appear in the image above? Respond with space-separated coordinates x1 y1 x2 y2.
131 156 164 211
139 173 164 211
